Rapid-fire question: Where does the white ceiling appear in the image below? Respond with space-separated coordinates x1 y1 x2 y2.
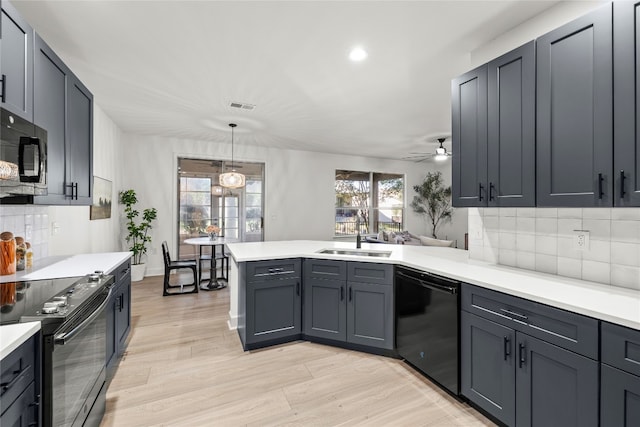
14 0 568 160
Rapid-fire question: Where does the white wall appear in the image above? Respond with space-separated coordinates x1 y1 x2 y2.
120 133 468 276
469 1 607 68
0 104 125 260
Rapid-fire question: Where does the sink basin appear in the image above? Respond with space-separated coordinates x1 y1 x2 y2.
317 248 392 258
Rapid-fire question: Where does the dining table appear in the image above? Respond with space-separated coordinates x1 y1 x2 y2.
184 236 238 290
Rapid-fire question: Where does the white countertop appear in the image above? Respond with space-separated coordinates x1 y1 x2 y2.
0 322 40 360
1 252 132 283
226 240 640 331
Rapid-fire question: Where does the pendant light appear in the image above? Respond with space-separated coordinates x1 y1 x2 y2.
219 123 246 188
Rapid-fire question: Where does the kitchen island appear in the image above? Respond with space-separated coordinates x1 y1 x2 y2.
225 240 640 331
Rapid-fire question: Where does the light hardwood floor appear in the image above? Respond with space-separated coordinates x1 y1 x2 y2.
100 275 495 427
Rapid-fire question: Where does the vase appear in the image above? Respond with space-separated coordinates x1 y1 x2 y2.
131 263 146 282
208 232 217 241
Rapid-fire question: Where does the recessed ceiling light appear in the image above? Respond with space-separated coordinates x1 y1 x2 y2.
349 47 368 62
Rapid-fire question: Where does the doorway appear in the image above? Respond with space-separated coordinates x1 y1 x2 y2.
177 158 264 259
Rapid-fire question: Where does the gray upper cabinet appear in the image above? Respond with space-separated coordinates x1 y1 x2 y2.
487 41 536 207
66 76 93 205
613 1 640 206
33 34 93 205
33 34 69 204
0 0 33 121
536 4 613 207
452 66 488 207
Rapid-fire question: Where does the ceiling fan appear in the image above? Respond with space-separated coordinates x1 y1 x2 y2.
403 136 453 162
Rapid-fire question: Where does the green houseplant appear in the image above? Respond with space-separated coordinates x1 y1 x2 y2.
119 189 158 281
410 171 453 239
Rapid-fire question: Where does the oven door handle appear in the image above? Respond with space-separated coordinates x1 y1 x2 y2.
54 287 112 345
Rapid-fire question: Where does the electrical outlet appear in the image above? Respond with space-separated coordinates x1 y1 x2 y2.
573 230 590 251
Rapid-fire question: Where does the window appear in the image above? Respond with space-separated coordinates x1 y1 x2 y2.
335 170 404 235
179 177 212 235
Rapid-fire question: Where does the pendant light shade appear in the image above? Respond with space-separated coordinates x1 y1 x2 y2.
219 123 246 189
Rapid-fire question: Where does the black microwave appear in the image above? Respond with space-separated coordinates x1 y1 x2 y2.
0 108 47 198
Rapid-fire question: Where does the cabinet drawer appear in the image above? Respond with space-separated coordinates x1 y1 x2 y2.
246 259 301 282
461 283 598 359
304 259 346 281
0 333 37 413
112 259 131 283
602 322 640 376
347 262 393 285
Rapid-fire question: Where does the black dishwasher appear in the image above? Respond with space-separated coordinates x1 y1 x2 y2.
396 266 460 395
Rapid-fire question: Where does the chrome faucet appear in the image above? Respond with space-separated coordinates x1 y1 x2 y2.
356 215 362 249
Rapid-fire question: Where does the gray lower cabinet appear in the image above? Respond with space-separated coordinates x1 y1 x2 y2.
461 284 599 426
33 33 93 205
0 332 40 427
461 311 516 426
240 259 302 350
304 260 393 351
536 3 613 207
0 0 33 121
601 322 640 426
106 259 132 381
613 0 640 206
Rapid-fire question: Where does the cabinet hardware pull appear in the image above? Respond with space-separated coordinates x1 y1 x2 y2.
478 183 484 202
598 173 604 199
74 182 78 200
499 308 528 321
489 182 495 201
65 182 74 199
340 286 344 301
349 287 353 302
620 170 626 197
503 336 511 360
1 74 5 103
28 400 39 407
519 343 526 368
0 364 31 394
296 282 300 296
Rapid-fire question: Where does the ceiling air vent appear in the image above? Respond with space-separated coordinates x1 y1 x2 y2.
229 101 256 111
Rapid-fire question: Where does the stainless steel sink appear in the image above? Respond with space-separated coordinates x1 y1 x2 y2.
317 248 392 258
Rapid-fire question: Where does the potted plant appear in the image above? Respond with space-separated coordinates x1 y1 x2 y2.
119 189 158 281
410 171 453 240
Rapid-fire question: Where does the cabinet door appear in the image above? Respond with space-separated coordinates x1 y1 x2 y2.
33 34 69 204
614 1 640 206
304 277 346 341
116 275 131 355
346 281 393 349
67 75 93 205
0 381 37 427
0 0 33 121
487 41 535 207
246 278 301 345
452 65 488 207
536 4 613 207
461 311 515 427
601 364 640 427
515 333 598 427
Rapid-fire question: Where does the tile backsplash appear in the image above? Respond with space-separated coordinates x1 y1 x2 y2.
0 205 50 260
468 208 640 291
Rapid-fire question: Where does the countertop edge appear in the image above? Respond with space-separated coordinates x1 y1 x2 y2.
0 322 41 360
226 241 640 331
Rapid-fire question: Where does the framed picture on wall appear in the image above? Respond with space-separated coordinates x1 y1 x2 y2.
90 176 112 220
